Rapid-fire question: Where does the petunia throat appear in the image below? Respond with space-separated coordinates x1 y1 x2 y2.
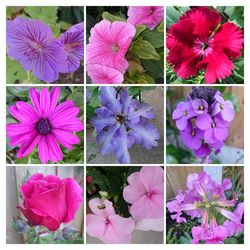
36 119 51 135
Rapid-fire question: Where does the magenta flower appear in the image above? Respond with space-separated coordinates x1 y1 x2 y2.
87 20 136 84
127 6 164 30
167 7 243 83
86 64 123 84
166 171 244 244
56 22 84 73
86 198 135 244
6 87 84 163
123 166 164 221
7 17 67 83
172 101 196 130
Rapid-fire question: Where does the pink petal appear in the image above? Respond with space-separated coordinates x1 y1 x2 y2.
40 87 51 117
38 136 50 163
29 87 41 115
49 87 60 113
46 134 63 162
88 198 115 217
196 114 213 130
16 101 39 121
86 214 106 237
52 129 80 149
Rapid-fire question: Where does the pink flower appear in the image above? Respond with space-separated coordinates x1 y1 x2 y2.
192 225 228 244
123 166 164 221
167 7 243 83
127 6 164 30
86 20 135 84
86 64 124 84
6 87 84 163
17 173 83 231
86 198 135 244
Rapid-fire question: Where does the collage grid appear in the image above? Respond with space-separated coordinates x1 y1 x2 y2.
4 4 244 245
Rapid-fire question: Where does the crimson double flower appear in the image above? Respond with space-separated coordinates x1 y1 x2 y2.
167 7 243 83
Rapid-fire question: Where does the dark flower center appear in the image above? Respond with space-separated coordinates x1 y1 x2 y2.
191 131 196 136
183 110 188 117
220 104 224 110
97 204 106 210
116 114 125 123
146 191 153 197
199 105 204 110
189 87 217 105
105 218 110 225
202 42 209 50
211 122 216 128
36 119 51 135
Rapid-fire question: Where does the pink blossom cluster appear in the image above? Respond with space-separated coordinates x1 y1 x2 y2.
86 166 164 243
166 171 244 244
86 6 164 84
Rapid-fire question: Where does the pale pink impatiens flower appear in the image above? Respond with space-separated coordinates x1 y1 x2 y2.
123 166 164 226
86 198 135 244
87 20 136 84
127 6 164 30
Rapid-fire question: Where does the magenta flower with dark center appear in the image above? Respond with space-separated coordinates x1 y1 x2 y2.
6 17 68 83
7 87 84 163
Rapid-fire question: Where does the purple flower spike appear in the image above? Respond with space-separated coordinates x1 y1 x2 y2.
212 94 235 122
6 17 67 83
92 87 160 164
57 22 84 73
172 87 235 159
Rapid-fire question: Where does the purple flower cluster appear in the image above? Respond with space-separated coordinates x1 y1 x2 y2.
172 87 235 158
166 171 244 244
6 17 84 83
92 87 160 164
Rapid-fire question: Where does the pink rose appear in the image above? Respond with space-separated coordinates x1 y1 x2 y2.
18 173 83 231
123 166 164 221
86 198 135 243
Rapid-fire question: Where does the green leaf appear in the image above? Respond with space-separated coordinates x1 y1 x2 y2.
224 237 239 244
88 170 108 191
129 39 160 60
89 87 100 108
140 29 164 48
142 59 163 79
25 6 58 25
134 25 147 39
6 57 27 84
54 239 84 244
224 6 244 28
157 21 164 32
125 72 155 84
166 6 181 28
102 12 126 22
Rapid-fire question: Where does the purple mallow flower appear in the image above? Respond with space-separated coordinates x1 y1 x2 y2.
92 87 160 164
166 171 244 244
56 22 84 73
6 17 84 83
172 87 235 159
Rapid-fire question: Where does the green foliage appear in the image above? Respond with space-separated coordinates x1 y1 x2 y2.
166 6 244 84
6 86 84 164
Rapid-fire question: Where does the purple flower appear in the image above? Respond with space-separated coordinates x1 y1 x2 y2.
56 22 84 73
180 122 203 150
191 99 208 114
196 114 230 143
6 17 67 83
194 142 211 158
92 87 160 164
212 94 235 122
172 101 196 130
6 87 84 163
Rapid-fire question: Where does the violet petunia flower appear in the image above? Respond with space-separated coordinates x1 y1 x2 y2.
92 87 160 164
56 22 84 73
166 171 244 244
127 6 164 30
86 198 135 244
6 87 84 163
6 17 67 83
86 20 136 84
